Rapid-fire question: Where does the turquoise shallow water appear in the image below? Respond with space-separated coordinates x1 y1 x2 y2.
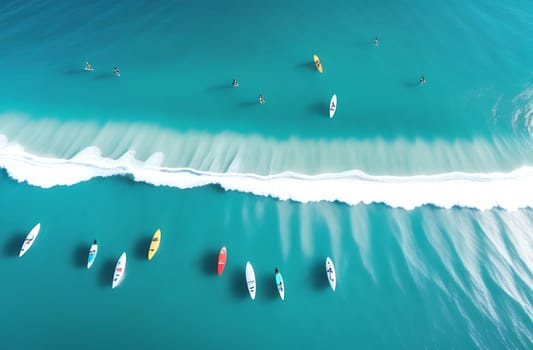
0 0 532 349
0 0 532 142
0 172 531 349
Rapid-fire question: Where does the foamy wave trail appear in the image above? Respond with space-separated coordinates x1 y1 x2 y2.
2 113 533 177
1 136 533 210
512 85 533 136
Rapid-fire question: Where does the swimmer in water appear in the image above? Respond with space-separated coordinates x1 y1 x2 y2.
113 67 120 76
258 94 264 104
232 79 239 87
374 36 379 46
419 75 426 85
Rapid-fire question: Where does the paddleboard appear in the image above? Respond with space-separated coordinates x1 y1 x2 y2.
275 269 285 301
217 246 227 275
112 252 127 289
329 94 337 118
87 240 98 269
313 54 323 73
246 262 256 300
19 223 41 257
147 229 161 260
326 257 336 291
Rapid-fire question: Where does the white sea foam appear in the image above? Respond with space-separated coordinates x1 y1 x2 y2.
320 204 342 267
298 205 313 258
421 208 467 294
476 211 533 322
389 210 429 289
2 113 533 177
1 138 533 210
276 201 292 259
0 112 533 210
512 85 533 136
348 206 374 281
455 212 501 323
420 208 533 343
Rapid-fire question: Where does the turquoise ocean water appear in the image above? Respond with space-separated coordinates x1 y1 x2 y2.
0 0 532 349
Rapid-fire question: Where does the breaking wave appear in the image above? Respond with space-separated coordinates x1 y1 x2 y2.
0 136 532 210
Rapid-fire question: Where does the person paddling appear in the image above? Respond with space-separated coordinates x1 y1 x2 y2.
275 268 283 291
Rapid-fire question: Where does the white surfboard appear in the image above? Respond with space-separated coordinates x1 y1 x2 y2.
246 261 256 300
87 240 98 269
275 269 285 301
329 94 337 119
19 223 41 257
112 252 127 289
326 257 336 291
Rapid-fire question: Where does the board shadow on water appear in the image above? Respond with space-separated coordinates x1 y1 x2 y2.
308 102 327 117
403 81 420 88
237 101 258 108
2 233 25 258
63 68 84 76
199 250 218 276
230 268 248 300
294 61 316 72
310 259 328 291
72 243 88 269
135 235 151 261
98 257 117 288
207 84 232 92
94 73 114 80
259 273 279 301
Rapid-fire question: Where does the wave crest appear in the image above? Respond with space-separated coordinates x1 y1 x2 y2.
1 141 532 210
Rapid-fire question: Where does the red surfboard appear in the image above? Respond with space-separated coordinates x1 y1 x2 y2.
217 246 227 275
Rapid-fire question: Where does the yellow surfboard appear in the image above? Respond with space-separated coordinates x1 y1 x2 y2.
313 54 323 73
148 229 161 260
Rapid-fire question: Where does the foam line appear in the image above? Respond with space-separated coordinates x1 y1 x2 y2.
2 113 533 178
1 141 532 210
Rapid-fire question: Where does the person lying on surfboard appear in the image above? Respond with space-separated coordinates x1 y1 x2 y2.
374 36 379 46
275 268 283 291
232 79 239 87
419 75 426 85
258 94 264 104
85 62 92 71
113 67 120 76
